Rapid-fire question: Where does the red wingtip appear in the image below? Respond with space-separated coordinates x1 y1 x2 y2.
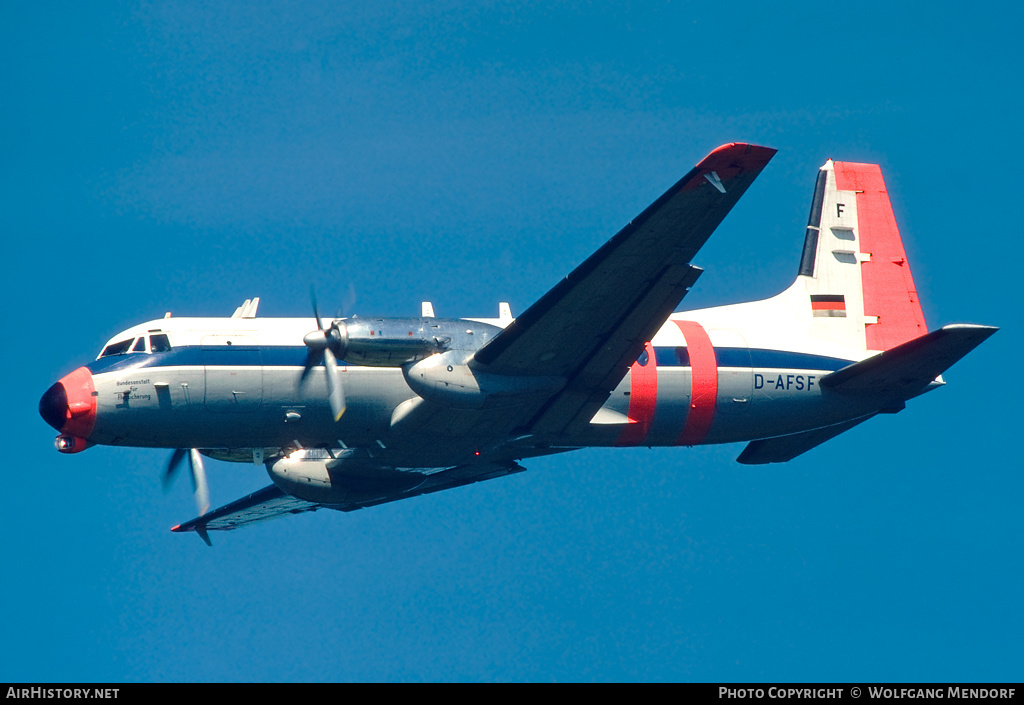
699 143 778 171
687 143 777 189
680 143 777 193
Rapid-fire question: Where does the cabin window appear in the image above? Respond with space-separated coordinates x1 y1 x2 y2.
100 339 133 357
150 334 172 353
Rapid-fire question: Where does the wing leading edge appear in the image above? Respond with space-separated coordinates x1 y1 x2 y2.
474 142 777 437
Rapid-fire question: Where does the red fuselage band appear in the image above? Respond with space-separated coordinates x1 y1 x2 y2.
673 320 717 445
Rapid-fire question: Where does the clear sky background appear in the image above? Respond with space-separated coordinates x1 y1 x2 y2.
4 1 1021 683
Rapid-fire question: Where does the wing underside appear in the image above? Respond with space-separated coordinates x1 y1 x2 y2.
171 485 317 536
171 462 526 541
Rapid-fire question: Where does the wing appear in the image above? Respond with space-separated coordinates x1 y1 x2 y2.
474 142 776 437
328 461 526 511
171 485 318 543
171 462 525 543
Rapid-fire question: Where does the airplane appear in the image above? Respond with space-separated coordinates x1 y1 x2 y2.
38 143 996 544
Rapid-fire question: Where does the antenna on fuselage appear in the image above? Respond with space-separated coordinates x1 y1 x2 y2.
499 302 513 324
231 298 260 318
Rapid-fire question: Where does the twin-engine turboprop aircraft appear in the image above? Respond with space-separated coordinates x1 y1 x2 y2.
39 143 996 543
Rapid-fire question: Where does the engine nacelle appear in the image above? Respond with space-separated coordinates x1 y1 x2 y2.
307 317 505 368
266 450 427 504
403 351 564 409
339 318 444 367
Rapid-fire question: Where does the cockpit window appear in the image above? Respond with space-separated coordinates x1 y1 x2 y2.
100 339 134 357
132 337 147 352
150 334 172 353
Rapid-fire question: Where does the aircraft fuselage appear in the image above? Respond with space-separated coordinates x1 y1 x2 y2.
43 309 885 470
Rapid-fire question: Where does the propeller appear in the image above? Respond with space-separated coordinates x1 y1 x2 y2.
300 288 348 422
164 448 210 516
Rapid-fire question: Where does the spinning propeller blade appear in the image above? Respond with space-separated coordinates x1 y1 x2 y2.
300 286 348 421
189 448 210 516
323 348 346 422
164 448 211 516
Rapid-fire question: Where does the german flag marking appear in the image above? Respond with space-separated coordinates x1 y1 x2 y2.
811 294 847 317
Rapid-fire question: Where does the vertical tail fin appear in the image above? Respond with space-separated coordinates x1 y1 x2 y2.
789 159 927 352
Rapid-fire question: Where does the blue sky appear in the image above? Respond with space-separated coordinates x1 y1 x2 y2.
4 1 1021 682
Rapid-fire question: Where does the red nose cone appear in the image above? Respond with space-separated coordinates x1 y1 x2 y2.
39 367 97 438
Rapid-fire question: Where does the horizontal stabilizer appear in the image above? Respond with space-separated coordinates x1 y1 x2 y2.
737 414 876 464
820 324 998 401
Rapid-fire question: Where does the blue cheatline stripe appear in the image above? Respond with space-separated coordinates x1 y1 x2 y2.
652 346 853 371
86 344 856 374
85 345 311 374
